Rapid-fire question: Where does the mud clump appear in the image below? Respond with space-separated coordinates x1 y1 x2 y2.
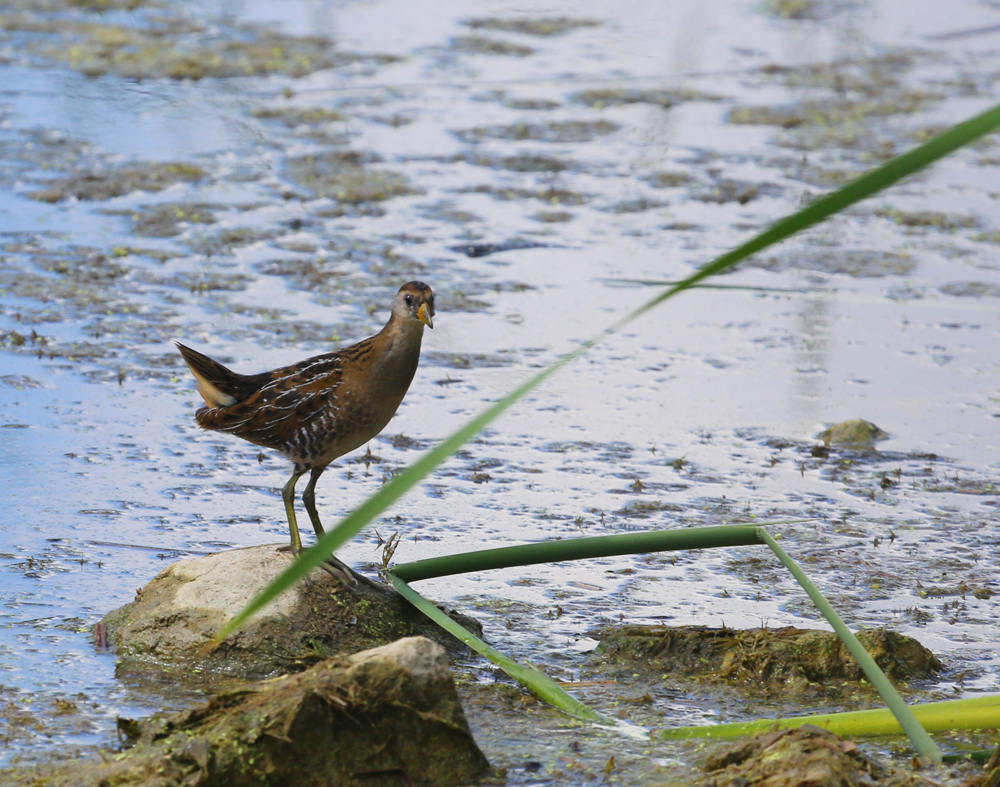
695 179 782 204
702 725 926 787
600 197 668 213
644 170 694 188
2 637 491 787
456 184 589 205
34 247 129 282
27 162 205 202
121 202 217 237
464 17 600 37
615 499 685 518
18 15 396 80
571 87 718 109
504 97 561 110
449 238 552 257
465 152 572 173
817 419 890 449
251 106 348 126
452 119 619 144
592 625 941 694
419 200 481 224
532 210 574 222
184 228 279 257
940 281 1000 298
728 94 938 130
450 35 534 57
760 0 826 20
874 208 980 232
747 249 915 278
286 151 417 204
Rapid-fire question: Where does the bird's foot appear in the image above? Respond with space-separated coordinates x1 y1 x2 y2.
316 558 357 590
275 544 358 590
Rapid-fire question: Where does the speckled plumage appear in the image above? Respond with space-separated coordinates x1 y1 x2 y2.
176 281 435 574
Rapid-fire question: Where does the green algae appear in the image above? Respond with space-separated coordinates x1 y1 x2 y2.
761 0 825 18
817 420 890 449
456 184 589 205
694 179 771 204
465 152 571 172
644 171 694 188
286 151 417 203
600 197 668 214
874 209 980 231
450 35 534 57
250 106 348 126
27 162 205 203
48 25 391 80
419 201 482 224
116 202 217 238
939 281 1000 298
728 93 942 131
531 210 574 223
464 16 600 36
504 97 561 110
747 249 916 277
184 228 278 257
571 87 719 109
452 119 619 144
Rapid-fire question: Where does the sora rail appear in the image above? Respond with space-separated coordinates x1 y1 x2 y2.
176 281 434 584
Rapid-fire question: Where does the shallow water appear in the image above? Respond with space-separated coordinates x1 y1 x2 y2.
0 0 999 776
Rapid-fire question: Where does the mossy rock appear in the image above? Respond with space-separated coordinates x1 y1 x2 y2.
101 545 480 678
592 625 940 694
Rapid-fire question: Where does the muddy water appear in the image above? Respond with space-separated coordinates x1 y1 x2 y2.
0 0 999 777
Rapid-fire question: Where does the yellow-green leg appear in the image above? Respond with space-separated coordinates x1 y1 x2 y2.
279 471 305 552
302 466 327 539
301 466 355 588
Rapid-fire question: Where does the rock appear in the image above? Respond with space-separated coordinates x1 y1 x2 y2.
5 637 491 787
101 544 481 677
591 625 941 695
816 419 889 449
702 724 925 787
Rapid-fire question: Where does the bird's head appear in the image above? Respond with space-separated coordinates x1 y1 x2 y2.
393 281 435 329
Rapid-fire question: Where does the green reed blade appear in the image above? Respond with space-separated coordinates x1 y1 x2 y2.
658 694 1000 741
392 524 766 582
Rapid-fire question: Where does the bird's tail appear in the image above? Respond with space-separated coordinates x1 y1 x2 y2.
175 342 245 408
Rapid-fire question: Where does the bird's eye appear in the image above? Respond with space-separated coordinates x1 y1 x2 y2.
404 294 413 305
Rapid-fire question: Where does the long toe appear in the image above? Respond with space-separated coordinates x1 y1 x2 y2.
275 544 355 585
317 559 357 590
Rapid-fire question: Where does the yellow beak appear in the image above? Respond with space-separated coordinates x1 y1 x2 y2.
417 302 433 329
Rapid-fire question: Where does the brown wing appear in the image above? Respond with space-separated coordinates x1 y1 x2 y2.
193 342 374 457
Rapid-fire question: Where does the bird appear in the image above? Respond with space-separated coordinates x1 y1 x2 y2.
175 281 435 585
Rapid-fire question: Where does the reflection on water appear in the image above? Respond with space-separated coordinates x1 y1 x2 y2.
0 0 999 771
